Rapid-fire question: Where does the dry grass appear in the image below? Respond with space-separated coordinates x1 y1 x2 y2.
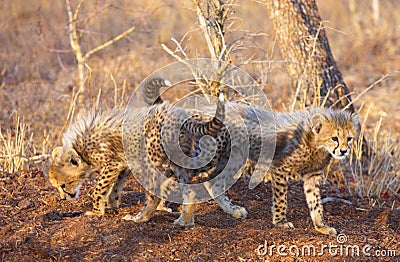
0 114 49 173
348 107 400 200
0 0 399 200
0 115 31 173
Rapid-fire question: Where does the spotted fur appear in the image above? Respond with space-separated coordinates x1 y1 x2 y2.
48 87 228 226
242 107 360 236
142 78 360 235
138 78 250 226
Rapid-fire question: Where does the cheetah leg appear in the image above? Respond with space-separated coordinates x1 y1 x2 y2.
85 166 122 216
156 199 172 213
173 167 196 227
271 172 294 229
204 181 248 219
174 185 196 227
109 169 170 212
122 194 161 222
303 175 337 236
203 148 248 219
123 163 173 221
108 168 131 209
155 173 177 213
214 194 248 219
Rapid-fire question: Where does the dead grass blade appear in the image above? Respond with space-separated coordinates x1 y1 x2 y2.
0 115 42 173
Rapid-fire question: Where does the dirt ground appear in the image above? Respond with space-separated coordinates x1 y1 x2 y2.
1 168 398 261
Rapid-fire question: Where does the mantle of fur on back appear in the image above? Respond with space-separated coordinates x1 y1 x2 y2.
62 108 125 150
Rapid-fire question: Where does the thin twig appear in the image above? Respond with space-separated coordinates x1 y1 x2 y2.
110 73 118 108
0 154 50 161
83 25 136 61
171 38 188 59
161 43 185 62
194 0 217 60
343 72 397 111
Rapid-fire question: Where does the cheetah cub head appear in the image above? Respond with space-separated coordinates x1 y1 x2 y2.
48 146 92 201
311 110 360 160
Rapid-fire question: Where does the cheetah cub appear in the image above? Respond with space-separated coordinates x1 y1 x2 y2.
246 108 360 236
48 83 226 222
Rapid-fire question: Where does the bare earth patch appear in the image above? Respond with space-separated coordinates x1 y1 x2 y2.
1 169 398 261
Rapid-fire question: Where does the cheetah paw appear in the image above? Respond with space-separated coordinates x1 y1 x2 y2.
275 221 295 229
231 206 248 219
315 225 337 236
122 214 150 223
173 216 194 227
156 205 172 213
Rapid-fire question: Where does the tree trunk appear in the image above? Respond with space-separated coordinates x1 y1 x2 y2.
265 0 355 112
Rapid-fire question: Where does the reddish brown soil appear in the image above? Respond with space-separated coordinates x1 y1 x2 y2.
1 168 399 261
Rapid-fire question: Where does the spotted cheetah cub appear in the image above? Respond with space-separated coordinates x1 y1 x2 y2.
48 86 226 223
246 108 360 236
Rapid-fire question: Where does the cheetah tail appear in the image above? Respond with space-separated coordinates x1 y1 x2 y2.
183 90 225 138
142 77 172 105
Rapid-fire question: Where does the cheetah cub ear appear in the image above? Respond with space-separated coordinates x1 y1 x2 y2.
51 146 64 162
311 113 326 134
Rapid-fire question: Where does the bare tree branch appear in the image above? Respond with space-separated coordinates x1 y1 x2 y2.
64 0 136 115
83 25 136 61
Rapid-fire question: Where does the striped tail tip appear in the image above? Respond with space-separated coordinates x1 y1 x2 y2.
164 79 172 87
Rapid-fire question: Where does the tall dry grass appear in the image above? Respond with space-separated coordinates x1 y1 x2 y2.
0 114 49 173
348 107 400 200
